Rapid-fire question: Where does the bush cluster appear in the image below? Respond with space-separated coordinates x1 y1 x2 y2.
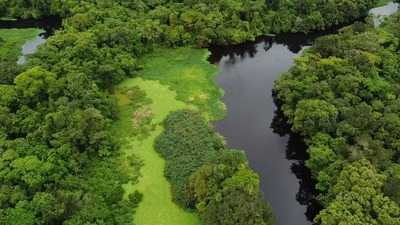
155 110 274 225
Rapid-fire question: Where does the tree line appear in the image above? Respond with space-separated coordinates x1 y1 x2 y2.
274 12 400 225
1 0 377 46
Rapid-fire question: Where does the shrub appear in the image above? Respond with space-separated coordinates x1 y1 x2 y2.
155 110 224 206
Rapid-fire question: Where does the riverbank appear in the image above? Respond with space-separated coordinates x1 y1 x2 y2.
274 10 400 225
209 2 399 225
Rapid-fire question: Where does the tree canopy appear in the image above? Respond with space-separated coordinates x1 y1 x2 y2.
275 12 400 224
0 0 378 45
156 110 275 225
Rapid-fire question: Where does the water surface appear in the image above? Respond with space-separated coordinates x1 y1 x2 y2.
17 34 46 64
210 33 322 225
0 17 61 64
209 3 399 225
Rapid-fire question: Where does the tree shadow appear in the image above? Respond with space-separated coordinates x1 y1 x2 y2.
0 16 62 37
270 96 322 223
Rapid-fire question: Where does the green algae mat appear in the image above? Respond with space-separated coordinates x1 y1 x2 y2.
139 47 225 121
114 78 200 225
113 47 226 225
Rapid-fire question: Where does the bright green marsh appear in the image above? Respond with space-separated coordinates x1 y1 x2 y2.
113 47 224 225
114 78 200 225
139 47 225 120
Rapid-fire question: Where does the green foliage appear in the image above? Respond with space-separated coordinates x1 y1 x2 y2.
114 78 201 225
1 0 379 46
0 3 146 225
316 160 400 225
14 66 57 104
188 151 274 225
156 110 274 225
0 0 74 18
155 110 224 206
31 31 139 89
384 164 400 205
139 47 224 120
275 13 400 224
62 159 138 225
0 28 42 60
376 0 392 7
293 99 338 135
187 150 248 208
0 28 42 84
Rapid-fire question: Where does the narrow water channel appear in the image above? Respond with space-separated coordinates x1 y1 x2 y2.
0 17 61 64
17 35 46 64
209 3 399 225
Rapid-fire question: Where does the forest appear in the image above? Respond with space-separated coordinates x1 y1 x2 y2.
275 9 400 225
0 0 398 225
1 0 376 45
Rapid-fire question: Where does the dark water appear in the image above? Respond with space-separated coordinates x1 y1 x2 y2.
0 17 61 35
209 33 324 225
209 3 399 225
0 17 61 64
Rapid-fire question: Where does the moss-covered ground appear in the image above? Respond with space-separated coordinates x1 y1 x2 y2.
112 47 226 225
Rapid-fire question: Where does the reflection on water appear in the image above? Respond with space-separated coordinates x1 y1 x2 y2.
271 105 324 222
209 2 398 225
209 33 324 225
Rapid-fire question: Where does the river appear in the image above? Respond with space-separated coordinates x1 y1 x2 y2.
209 2 399 225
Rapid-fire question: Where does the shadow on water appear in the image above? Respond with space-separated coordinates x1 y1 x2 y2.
208 3 399 225
208 24 347 63
271 105 323 222
209 4 397 225
0 16 61 36
208 29 335 225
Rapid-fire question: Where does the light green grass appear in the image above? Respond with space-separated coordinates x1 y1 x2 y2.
139 47 225 120
113 47 226 225
0 28 42 60
114 78 200 225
